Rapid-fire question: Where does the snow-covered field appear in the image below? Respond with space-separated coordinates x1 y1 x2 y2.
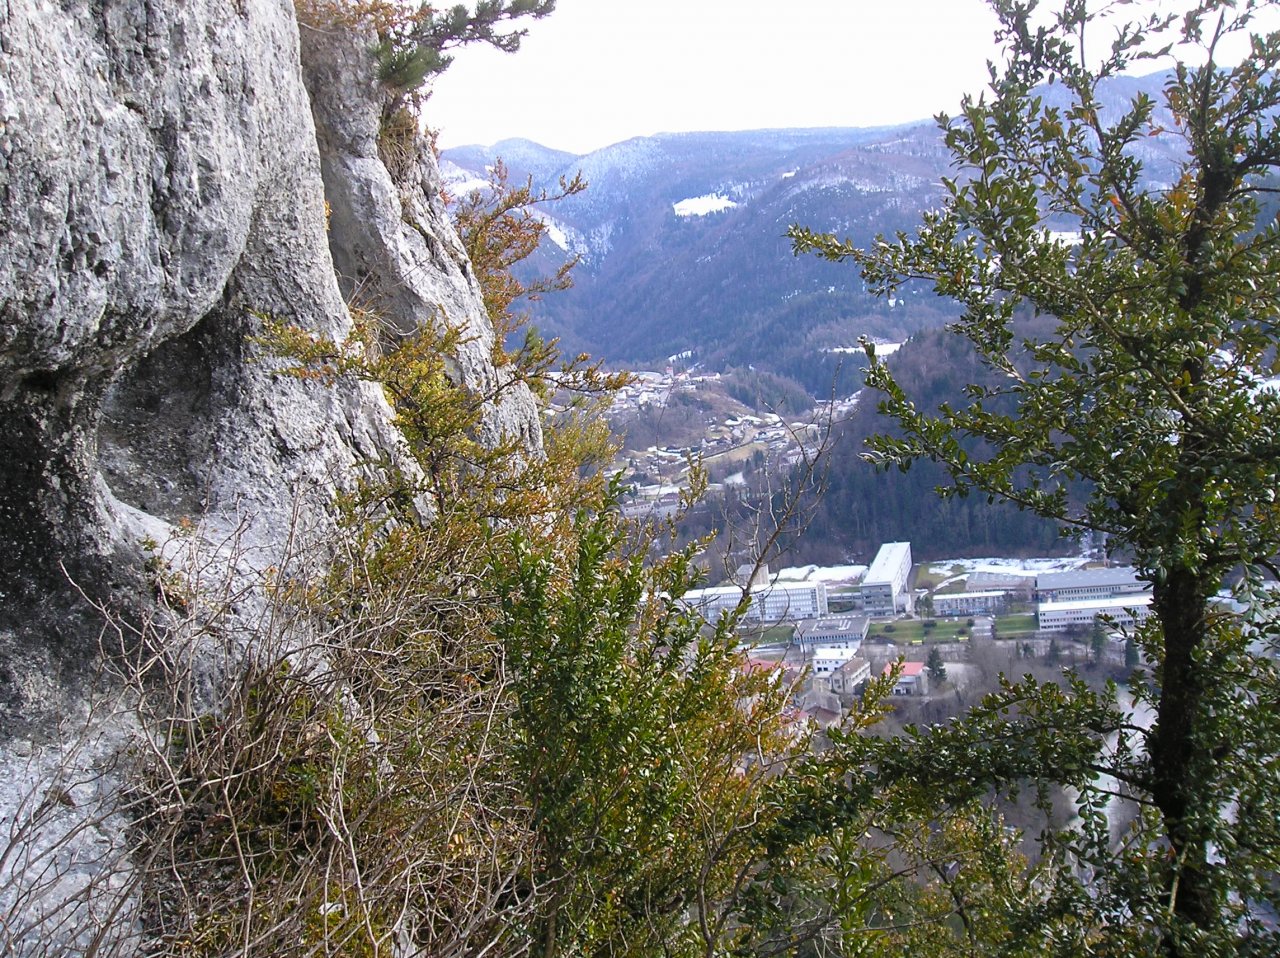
672 193 738 216
927 556 1090 577
771 555 1089 591
775 564 868 585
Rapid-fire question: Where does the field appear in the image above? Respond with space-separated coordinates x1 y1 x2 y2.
866 619 971 644
993 612 1038 637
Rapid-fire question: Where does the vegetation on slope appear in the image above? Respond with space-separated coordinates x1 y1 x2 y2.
100 3 1280 957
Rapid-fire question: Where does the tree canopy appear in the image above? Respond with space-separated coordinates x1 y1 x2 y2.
793 1 1280 954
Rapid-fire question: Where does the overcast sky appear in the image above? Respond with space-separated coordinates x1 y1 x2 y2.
426 0 1005 155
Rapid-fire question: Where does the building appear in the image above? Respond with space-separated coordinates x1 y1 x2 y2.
682 585 746 622
1037 594 1153 633
967 570 1035 597
684 579 828 623
829 656 871 697
754 580 828 621
794 615 869 648
882 660 929 696
812 645 863 675
933 590 1009 617
861 541 913 616
1036 567 1147 602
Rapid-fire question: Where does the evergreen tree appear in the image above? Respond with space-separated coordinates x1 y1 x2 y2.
926 645 947 686
1090 619 1108 665
1126 632 1141 670
794 2 1280 953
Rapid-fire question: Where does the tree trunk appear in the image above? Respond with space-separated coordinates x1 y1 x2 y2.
1148 564 1217 954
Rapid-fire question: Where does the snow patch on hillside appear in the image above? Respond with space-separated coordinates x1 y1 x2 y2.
824 341 903 357
529 208 590 256
776 564 869 585
439 159 490 197
928 557 1091 577
673 193 739 217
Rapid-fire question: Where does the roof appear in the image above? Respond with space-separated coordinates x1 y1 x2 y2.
935 590 1009 601
1039 595 1153 613
882 661 926 677
864 542 912 585
836 656 870 675
967 571 1035 590
739 656 782 676
796 615 869 636
812 645 860 661
810 707 843 727
1036 567 1143 590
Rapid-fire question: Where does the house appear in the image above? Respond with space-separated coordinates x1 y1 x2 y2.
829 656 871 697
811 645 862 675
882 660 929 696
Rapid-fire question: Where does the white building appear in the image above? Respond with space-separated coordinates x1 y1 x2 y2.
1037 594 1153 633
794 615 869 648
684 579 828 623
755 580 828 621
1036 567 1148 602
934 590 1009 617
812 645 863 675
861 541 913 616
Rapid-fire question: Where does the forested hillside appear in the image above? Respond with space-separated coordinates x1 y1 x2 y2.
443 124 963 392
803 323 1069 561
443 71 1191 395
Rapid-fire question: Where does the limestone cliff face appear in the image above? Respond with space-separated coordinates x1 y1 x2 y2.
0 1 539 949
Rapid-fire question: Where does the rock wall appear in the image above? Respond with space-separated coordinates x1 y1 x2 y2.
0 1 539 950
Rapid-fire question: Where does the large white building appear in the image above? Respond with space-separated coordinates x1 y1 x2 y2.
684 579 828 623
1036 567 1147 602
1037 595 1153 633
861 541 913 616
1034 566 1153 633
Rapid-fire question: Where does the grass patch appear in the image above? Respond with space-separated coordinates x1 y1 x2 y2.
866 619 970 643
993 612 1038 637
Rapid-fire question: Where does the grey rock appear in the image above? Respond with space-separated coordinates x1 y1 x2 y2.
0 0 541 950
300 23 542 453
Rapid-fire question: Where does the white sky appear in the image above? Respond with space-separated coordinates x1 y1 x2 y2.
427 0 1004 154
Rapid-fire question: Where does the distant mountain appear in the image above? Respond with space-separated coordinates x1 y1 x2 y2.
441 124 954 395
439 71 1186 397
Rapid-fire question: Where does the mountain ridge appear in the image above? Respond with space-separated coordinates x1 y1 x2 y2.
439 70 1187 392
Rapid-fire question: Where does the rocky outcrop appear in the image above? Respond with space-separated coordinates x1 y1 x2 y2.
300 23 541 452
0 0 540 951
